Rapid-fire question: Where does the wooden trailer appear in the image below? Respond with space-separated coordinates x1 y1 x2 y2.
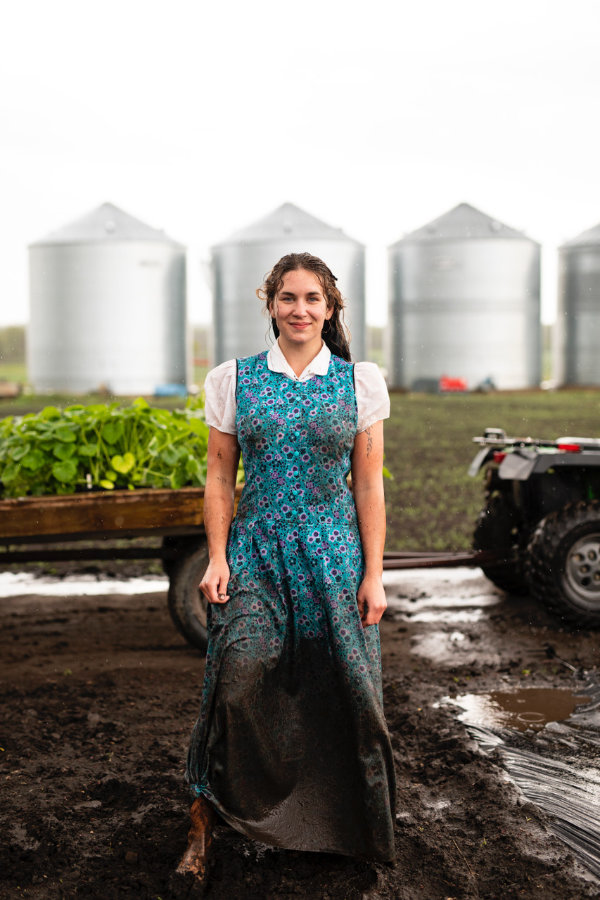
0 488 242 652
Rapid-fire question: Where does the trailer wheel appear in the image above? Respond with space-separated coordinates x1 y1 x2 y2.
161 535 203 578
526 500 600 627
167 541 209 652
473 493 528 595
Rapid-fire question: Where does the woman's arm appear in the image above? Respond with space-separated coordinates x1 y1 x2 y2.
351 420 387 626
199 427 240 605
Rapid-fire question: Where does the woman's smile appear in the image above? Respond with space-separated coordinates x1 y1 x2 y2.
272 269 333 351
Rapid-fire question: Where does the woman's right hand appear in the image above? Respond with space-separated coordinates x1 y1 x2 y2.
199 559 231 604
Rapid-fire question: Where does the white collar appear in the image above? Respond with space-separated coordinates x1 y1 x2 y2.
267 339 331 382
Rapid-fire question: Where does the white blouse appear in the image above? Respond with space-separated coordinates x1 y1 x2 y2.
204 340 390 435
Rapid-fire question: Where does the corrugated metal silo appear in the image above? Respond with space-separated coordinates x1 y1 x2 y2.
558 222 600 385
211 203 366 363
388 203 541 389
28 203 187 395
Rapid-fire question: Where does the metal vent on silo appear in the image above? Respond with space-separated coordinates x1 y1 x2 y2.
28 203 188 395
558 221 600 386
387 203 541 390
211 202 366 363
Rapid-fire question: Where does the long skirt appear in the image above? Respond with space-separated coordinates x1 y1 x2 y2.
185 527 396 862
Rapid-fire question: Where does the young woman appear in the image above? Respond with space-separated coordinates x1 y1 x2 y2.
177 253 396 881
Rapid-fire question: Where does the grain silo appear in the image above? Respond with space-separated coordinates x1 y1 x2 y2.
211 202 366 363
558 221 600 385
388 203 541 390
28 203 187 395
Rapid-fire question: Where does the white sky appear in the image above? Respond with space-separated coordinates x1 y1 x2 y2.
2 0 599 327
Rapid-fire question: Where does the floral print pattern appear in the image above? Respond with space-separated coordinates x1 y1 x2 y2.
185 352 396 861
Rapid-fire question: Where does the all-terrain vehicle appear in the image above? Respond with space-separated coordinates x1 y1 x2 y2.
470 427 600 627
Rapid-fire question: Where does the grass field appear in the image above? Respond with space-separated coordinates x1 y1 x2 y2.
384 389 600 551
0 364 209 411
0 362 27 383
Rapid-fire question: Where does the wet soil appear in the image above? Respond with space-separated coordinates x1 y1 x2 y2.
1 568 600 899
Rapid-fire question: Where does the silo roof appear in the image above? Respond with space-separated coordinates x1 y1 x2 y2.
30 202 183 247
390 202 536 246
561 221 600 248
216 202 361 246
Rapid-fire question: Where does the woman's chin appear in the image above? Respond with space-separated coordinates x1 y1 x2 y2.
280 330 319 346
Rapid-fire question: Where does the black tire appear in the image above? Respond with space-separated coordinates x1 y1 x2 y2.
525 500 600 627
473 493 529 595
167 541 209 652
161 535 203 578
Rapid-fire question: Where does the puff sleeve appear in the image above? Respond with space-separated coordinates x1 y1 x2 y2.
204 359 237 434
354 362 390 432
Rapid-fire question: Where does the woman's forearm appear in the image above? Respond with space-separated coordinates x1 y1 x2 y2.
354 483 386 575
351 422 386 576
203 480 236 561
203 429 240 562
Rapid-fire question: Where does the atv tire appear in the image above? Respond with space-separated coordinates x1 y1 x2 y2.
526 500 600 627
473 493 529 595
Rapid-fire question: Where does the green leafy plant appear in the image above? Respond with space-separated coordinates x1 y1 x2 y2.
0 398 210 498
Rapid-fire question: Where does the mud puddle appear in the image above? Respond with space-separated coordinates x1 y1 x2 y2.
384 567 509 666
0 571 167 596
447 678 600 880
384 566 500 618
448 686 592 732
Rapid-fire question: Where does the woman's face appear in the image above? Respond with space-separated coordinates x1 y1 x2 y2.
271 268 332 350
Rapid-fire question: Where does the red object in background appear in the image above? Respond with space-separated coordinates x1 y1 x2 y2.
557 443 582 453
439 375 468 392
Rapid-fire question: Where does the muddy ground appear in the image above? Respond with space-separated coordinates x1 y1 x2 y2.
1 567 600 900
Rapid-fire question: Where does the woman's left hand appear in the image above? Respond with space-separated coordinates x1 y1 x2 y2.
357 573 387 626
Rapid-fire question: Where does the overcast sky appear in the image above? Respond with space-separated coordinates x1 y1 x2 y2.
2 0 599 327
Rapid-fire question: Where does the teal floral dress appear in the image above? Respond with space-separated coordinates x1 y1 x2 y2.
186 351 396 861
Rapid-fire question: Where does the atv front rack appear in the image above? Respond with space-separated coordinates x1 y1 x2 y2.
472 427 600 451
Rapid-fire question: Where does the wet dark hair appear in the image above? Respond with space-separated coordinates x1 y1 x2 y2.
256 252 352 361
